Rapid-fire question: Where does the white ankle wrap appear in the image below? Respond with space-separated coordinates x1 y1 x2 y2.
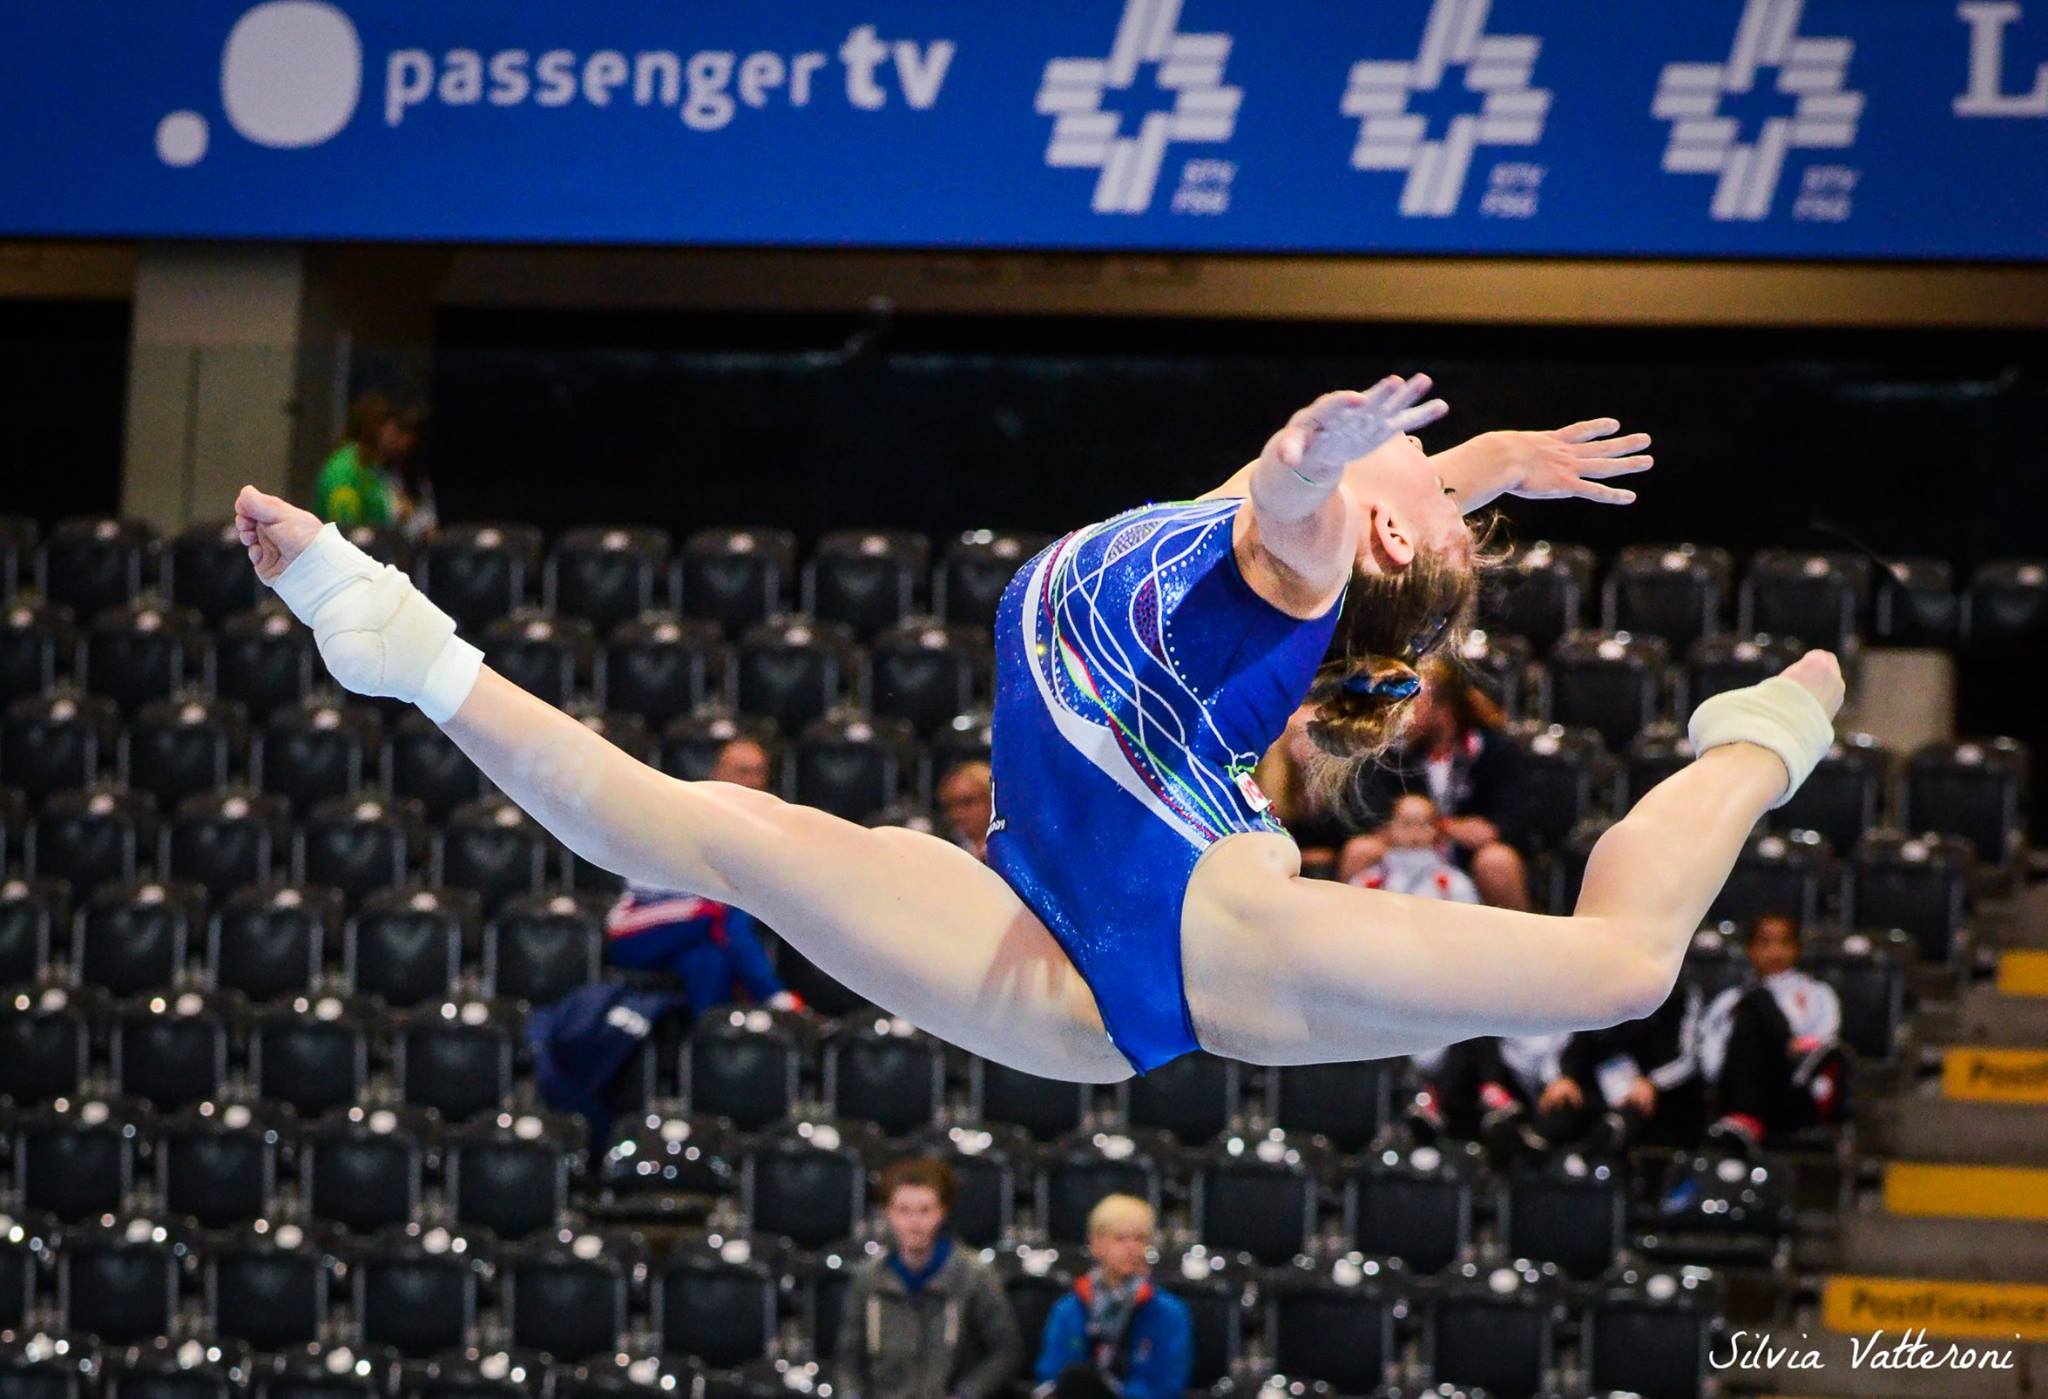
1686 674 1835 809
269 523 483 723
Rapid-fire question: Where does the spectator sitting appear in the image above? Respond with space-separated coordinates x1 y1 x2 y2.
835 1156 1021 1399
1698 914 1845 1154
937 759 994 863
1034 1194 1192 1399
1349 793 1480 901
1341 657 1532 910
604 735 798 1016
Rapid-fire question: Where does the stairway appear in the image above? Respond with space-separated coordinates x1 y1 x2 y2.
1741 895 2048 1397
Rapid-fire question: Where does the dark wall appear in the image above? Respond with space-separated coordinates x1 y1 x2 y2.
431 308 2043 577
0 300 130 526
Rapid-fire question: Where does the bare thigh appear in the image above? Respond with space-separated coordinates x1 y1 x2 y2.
695 784 1133 1083
1179 832 1667 1066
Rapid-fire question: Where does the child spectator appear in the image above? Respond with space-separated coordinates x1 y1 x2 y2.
1698 914 1844 1152
1034 1194 1191 1399
1348 793 1481 902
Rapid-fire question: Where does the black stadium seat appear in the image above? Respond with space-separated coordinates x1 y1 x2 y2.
1686 632 1803 708
29 785 153 892
1500 1159 1628 1281
1849 830 1972 964
398 1004 515 1122
347 885 465 1008
1774 732 1887 853
2 598 76 708
734 616 860 735
299 795 418 912
1603 543 1731 653
825 1014 945 1136
165 520 264 626
743 1118 877 1249
1709 828 1832 928
1876 557 1958 645
1427 1264 1558 1399
485 892 604 1007
211 606 315 720
1741 549 1864 656
653 1240 777 1369
255 698 376 811
802 529 929 638
0 877 63 986
354 1232 482 1357
250 996 370 1119
546 525 672 632
1548 630 1668 753
418 523 543 631
1347 1145 1473 1275
112 990 229 1110
1268 1057 1399 1154
599 615 727 730
79 599 206 714
158 1102 286 1229
436 797 552 914
1483 541 1594 654
1266 1254 1402 1396
1040 1130 1165 1246
305 1111 427 1234
206 1226 332 1350
678 527 797 634
1903 737 2029 865
1584 1267 1720 1399
971 1056 1089 1142
503 1241 632 1363
482 609 597 708
0 984 92 1106
5 688 118 803
59 1225 179 1345
121 695 243 811
37 517 154 621
682 1006 814 1132
1191 1130 1321 1265
1490 721 1609 856
74 879 204 996
937 530 1051 630
15 1097 142 1221
870 620 986 736
447 1115 576 1241
791 711 920 819
1120 1050 1238 1146
207 881 340 999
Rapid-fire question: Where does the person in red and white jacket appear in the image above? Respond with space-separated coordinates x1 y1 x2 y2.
1696 913 1843 1151
1348 794 1481 903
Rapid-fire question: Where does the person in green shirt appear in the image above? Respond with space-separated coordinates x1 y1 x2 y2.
316 392 422 529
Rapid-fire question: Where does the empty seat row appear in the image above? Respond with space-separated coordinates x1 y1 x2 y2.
1484 539 2047 654
3 517 1055 641
4 595 997 745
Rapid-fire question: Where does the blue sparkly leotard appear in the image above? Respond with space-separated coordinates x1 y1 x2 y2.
987 497 1345 1074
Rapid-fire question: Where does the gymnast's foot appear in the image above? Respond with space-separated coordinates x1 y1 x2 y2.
1778 649 1846 721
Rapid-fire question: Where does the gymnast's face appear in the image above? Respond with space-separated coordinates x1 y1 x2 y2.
1345 433 1471 573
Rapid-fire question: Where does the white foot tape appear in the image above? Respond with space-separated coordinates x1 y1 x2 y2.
1686 674 1836 809
269 523 483 723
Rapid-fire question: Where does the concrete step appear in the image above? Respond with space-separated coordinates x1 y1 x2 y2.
1999 948 2048 993
1839 1210 2048 1282
1956 984 2048 1046
1877 1096 2048 1166
1995 886 2048 951
1941 1046 2048 1103
1884 1162 2048 1226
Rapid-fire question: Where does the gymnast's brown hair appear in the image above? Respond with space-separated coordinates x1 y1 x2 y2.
1302 516 1503 763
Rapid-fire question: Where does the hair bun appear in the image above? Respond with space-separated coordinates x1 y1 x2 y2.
1306 653 1422 758
1341 655 1421 701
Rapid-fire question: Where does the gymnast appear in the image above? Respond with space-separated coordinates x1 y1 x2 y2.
234 373 1841 1084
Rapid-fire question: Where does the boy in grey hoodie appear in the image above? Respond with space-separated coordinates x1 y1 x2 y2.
835 1155 1021 1399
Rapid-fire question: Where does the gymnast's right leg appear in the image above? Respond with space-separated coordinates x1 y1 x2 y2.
1181 652 1843 1066
233 486 1132 1084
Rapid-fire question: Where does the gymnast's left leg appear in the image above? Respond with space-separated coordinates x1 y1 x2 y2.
1181 652 1842 1066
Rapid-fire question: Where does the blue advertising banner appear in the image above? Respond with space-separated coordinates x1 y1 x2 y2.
2 0 2044 257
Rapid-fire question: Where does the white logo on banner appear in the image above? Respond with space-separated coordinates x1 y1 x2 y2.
1956 2 2048 116
1339 0 1551 217
1035 0 1242 214
156 0 363 166
1652 0 1863 221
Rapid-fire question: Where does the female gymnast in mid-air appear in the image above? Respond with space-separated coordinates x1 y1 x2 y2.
235 373 1841 1084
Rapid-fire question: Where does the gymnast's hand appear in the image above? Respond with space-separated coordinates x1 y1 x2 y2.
1494 419 1654 505
234 485 323 583
1265 375 1451 488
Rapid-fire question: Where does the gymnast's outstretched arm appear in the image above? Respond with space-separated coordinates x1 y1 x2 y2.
1429 418 1654 511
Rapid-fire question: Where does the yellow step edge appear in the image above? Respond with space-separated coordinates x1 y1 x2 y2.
1998 950 2048 997
1884 1162 2048 1222
1823 1274 2048 1341
1942 1046 2048 1103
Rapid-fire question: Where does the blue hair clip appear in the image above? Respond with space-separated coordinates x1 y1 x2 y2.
1343 670 1420 700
